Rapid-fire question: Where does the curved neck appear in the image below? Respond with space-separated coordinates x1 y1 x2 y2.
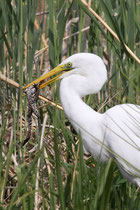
59 78 103 134
59 77 108 160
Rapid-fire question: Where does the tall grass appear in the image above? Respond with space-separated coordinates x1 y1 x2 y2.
0 0 140 209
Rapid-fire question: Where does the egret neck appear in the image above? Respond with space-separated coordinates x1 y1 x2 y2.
60 74 109 161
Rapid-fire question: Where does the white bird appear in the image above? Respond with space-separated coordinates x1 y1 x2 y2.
25 53 140 187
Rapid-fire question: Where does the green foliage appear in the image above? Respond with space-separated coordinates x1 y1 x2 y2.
0 0 140 209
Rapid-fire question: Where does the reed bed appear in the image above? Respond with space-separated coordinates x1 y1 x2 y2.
0 0 140 209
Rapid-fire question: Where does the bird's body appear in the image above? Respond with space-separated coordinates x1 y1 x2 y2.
59 53 140 187
26 53 140 187
105 104 140 186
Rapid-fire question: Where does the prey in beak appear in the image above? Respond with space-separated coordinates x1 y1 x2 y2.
22 62 72 145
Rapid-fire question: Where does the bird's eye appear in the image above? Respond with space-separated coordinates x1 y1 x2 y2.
64 62 72 69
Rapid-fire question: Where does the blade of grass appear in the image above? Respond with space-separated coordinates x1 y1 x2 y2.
48 0 57 67
94 158 114 210
18 0 24 145
53 110 65 210
1 131 14 203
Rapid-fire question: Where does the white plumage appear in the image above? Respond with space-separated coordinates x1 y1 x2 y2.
59 53 140 187
26 53 140 187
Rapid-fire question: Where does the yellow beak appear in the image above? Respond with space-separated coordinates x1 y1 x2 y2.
24 64 72 90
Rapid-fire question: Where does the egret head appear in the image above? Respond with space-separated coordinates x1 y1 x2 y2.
59 53 107 95
25 53 107 96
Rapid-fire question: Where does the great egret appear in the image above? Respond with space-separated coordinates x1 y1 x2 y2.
25 53 140 187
